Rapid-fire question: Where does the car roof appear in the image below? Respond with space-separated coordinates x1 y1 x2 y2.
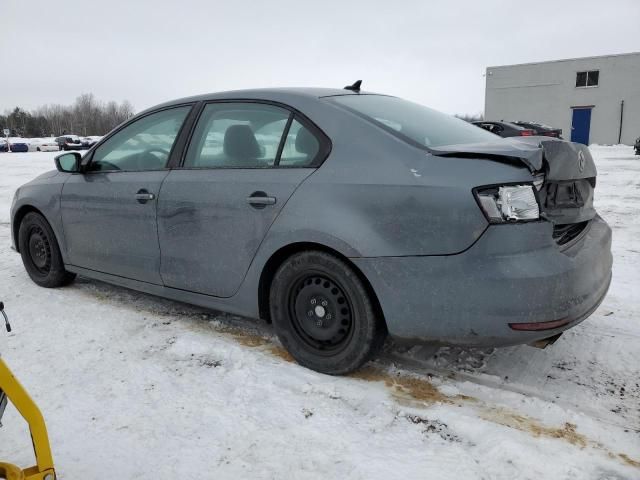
143 87 363 114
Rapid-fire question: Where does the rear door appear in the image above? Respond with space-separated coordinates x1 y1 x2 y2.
157 101 326 297
60 105 192 283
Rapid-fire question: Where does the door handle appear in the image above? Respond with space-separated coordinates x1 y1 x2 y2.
247 192 276 209
135 189 156 204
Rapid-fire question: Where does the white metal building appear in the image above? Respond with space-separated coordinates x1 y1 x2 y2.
484 52 640 145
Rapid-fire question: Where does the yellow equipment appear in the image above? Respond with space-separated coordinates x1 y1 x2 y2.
0 302 56 480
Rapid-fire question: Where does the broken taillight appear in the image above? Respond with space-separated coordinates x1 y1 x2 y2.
475 184 540 223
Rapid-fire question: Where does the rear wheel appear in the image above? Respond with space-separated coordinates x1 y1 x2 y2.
270 251 386 375
18 212 76 288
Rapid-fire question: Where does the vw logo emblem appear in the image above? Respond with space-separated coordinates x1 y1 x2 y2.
577 151 585 172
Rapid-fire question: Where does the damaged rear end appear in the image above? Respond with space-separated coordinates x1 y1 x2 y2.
537 140 597 246
424 137 613 346
433 136 600 238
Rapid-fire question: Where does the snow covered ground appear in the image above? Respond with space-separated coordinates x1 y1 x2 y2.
0 147 638 479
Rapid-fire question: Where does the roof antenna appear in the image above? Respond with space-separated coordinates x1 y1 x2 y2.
344 80 362 93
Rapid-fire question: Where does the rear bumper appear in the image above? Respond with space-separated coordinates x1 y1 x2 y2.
352 215 612 346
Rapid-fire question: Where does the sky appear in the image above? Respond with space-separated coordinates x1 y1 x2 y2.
2 0 639 116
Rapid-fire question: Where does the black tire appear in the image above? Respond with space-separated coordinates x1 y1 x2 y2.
37 147 41 152
18 212 76 288
269 251 386 375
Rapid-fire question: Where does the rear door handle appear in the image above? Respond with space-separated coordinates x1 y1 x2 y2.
135 189 156 204
247 192 276 209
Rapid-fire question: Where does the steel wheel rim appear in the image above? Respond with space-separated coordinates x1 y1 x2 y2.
287 273 354 354
27 225 52 274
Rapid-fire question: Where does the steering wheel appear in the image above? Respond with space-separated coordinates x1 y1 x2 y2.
142 147 170 158
136 148 171 169
90 148 171 172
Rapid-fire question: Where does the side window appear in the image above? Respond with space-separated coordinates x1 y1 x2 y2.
89 106 190 172
184 103 290 168
279 119 320 167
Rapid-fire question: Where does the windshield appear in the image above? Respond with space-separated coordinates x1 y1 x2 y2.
328 94 499 148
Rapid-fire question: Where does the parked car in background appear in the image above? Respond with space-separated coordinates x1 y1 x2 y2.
635 136 640 155
513 121 563 138
27 138 42 152
81 136 102 148
55 135 83 151
31 138 60 152
2 138 30 152
473 121 535 138
10 87 612 375
0 139 6 152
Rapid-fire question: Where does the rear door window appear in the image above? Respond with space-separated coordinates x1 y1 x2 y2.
279 119 320 167
184 103 290 168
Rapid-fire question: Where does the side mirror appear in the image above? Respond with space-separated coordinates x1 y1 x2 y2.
54 152 82 173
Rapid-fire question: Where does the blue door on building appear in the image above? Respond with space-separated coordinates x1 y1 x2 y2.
571 107 592 145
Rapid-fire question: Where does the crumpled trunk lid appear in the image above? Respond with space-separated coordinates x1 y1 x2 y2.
430 136 598 225
536 139 597 224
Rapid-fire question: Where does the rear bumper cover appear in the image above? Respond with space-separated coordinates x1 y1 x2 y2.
352 215 612 346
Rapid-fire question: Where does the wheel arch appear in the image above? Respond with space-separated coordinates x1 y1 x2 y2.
257 242 387 331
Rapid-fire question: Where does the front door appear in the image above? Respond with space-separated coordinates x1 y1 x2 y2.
158 102 324 297
571 107 592 145
61 106 191 284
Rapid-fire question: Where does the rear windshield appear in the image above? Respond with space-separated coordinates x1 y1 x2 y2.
328 95 498 148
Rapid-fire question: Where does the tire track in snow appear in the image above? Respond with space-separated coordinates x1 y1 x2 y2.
384 350 639 433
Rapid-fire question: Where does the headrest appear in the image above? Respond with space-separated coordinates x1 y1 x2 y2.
223 124 261 160
294 127 319 157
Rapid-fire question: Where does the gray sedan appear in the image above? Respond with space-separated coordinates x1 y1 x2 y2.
10 86 612 374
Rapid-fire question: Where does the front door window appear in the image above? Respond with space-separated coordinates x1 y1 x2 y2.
89 106 190 172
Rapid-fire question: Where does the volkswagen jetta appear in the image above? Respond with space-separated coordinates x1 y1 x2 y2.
10 86 612 374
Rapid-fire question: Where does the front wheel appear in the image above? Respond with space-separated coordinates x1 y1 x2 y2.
270 251 386 375
18 212 76 288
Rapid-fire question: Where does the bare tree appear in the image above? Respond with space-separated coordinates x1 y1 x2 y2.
1 94 135 137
